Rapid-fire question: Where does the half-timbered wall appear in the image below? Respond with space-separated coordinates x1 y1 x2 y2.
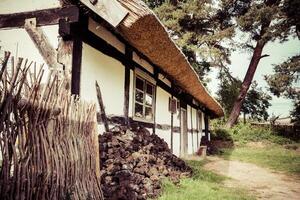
172 97 181 157
0 8 210 157
81 42 125 116
155 86 172 147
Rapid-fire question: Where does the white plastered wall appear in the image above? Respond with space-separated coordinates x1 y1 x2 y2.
81 42 125 134
191 107 198 152
187 105 193 154
155 86 172 148
0 25 59 82
0 0 60 14
172 97 181 157
128 70 134 118
186 105 201 155
88 18 125 54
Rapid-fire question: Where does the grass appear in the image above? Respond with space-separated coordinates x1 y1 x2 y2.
211 123 294 145
157 123 299 199
220 143 300 175
157 160 254 200
211 122 300 175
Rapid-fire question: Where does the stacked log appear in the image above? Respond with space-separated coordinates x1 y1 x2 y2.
99 127 192 200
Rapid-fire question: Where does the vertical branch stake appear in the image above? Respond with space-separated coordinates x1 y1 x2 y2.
95 81 109 132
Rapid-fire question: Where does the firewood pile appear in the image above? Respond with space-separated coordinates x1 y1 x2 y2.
99 126 192 200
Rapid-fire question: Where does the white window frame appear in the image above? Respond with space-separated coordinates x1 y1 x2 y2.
132 69 156 123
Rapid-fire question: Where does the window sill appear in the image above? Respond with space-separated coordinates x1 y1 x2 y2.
132 116 154 124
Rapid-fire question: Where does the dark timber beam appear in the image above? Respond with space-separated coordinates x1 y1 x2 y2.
0 6 79 29
204 113 209 141
123 46 132 126
24 18 62 70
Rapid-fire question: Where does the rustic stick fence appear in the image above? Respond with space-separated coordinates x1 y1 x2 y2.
0 52 103 200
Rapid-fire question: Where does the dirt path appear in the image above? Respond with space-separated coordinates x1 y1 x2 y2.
204 157 300 200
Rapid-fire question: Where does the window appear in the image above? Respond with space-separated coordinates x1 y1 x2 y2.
133 73 155 121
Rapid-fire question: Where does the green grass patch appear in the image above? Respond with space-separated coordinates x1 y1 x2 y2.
220 144 300 175
211 123 294 145
156 160 254 200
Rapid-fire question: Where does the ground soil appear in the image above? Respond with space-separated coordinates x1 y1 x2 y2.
204 157 300 200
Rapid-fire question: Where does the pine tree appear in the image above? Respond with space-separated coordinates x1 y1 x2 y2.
223 0 299 127
143 0 234 82
265 55 300 122
217 68 271 121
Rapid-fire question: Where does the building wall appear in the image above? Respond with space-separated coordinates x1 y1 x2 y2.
81 42 125 117
172 97 181 157
0 25 59 81
88 18 125 54
155 86 172 148
0 0 60 14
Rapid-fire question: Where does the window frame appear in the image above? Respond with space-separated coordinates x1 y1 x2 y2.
132 69 156 123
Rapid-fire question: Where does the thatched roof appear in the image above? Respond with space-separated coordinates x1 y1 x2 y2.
88 0 224 117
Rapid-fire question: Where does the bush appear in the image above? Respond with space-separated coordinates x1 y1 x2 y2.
211 123 293 145
211 129 232 141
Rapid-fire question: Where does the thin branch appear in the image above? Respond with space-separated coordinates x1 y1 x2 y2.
260 54 270 59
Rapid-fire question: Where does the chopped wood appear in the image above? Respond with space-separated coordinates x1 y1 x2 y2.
100 126 192 200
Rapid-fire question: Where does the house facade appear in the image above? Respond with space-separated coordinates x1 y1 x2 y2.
0 0 224 157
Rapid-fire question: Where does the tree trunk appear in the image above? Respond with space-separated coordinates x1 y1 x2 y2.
225 41 266 128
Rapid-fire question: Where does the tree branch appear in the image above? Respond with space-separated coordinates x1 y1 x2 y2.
260 54 270 59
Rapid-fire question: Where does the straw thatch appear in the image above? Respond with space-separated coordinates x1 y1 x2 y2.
0 52 103 200
115 0 224 117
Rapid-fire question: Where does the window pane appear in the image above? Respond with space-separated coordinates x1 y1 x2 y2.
136 77 144 91
146 83 153 95
134 103 143 118
145 106 153 120
145 94 152 106
135 90 144 103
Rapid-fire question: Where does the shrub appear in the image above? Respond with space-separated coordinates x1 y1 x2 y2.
211 123 293 145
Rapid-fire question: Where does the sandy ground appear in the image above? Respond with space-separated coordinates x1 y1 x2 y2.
204 157 300 200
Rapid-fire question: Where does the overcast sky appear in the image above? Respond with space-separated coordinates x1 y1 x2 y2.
207 37 300 118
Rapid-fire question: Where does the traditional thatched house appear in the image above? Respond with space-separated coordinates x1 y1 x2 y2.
0 0 224 156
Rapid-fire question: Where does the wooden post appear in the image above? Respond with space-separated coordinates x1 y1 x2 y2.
24 18 62 70
95 81 109 132
204 113 209 141
170 97 174 153
123 46 132 127
191 108 194 154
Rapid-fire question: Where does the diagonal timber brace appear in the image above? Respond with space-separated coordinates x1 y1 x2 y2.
24 18 62 71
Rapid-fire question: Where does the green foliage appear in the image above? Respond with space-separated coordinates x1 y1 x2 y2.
216 68 241 117
211 123 293 145
217 68 271 121
143 0 234 80
211 128 233 141
157 160 254 200
221 144 300 175
242 82 272 121
265 55 300 122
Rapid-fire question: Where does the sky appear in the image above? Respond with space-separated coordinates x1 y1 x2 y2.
207 37 300 118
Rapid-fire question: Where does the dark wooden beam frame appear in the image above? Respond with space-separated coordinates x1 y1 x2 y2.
0 6 79 29
204 114 209 140
123 46 132 126
71 37 82 95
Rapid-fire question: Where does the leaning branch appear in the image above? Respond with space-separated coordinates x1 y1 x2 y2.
260 54 270 59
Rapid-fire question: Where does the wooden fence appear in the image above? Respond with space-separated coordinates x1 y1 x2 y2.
0 52 103 200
